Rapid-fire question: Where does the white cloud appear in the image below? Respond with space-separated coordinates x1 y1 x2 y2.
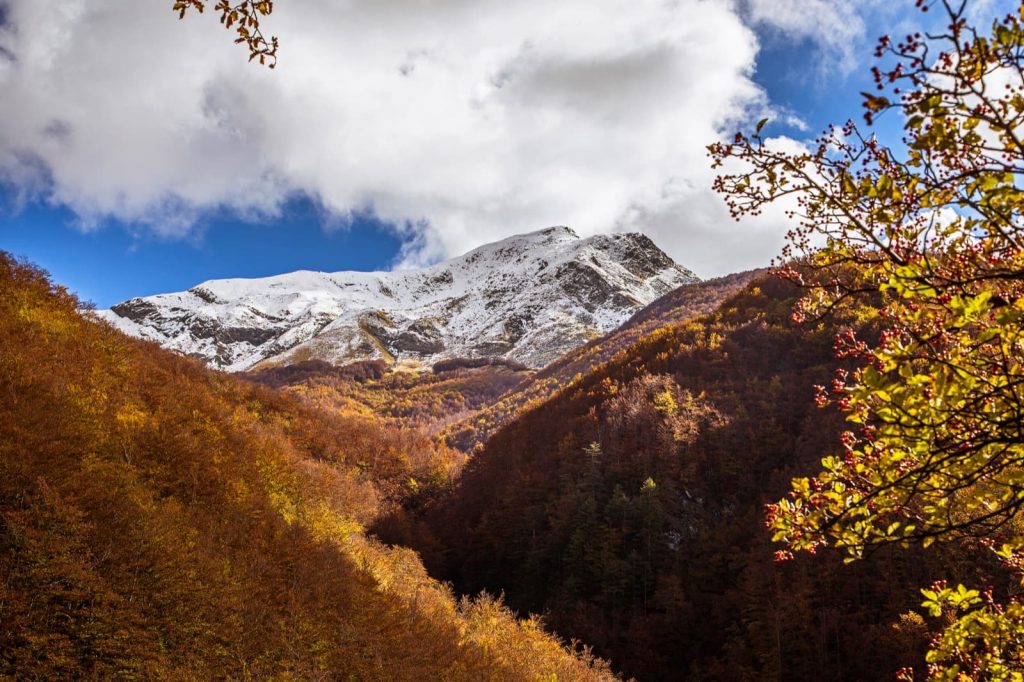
0 0 867 276
742 0 870 75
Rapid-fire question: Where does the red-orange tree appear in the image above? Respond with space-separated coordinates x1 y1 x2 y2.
712 1 1024 677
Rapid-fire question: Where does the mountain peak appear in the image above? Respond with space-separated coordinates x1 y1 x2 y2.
96 229 698 372
445 226 579 265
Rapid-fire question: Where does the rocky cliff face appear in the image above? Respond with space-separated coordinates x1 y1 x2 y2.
96 227 698 371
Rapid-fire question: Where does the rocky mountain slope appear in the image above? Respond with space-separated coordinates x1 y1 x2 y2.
95 227 697 372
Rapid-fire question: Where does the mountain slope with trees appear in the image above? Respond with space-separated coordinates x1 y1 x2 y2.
442 270 762 453
0 253 614 680
412 274 987 681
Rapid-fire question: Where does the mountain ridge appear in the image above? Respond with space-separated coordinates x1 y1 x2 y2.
96 226 698 372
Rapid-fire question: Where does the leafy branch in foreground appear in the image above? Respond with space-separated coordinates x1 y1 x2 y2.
712 0 1024 678
173 0 278 67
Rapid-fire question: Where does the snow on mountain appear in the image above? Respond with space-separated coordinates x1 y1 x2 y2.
94 227 698 372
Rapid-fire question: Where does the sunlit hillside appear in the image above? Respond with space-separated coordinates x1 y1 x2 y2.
0 253 615 681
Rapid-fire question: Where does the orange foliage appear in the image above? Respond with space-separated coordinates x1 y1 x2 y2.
0 253 615 680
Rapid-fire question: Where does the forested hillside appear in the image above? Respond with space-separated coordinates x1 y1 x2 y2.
410 275 993 680
247 357 529 436
0 253 614 680
441 271 762 452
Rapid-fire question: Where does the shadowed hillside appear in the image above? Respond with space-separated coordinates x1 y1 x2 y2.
410 275 988 681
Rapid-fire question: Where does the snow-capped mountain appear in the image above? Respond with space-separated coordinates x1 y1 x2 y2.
95 227 698 372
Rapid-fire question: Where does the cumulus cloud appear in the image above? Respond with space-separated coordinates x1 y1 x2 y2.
0 0 870 276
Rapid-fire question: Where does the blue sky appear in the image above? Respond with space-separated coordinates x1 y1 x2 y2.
0 1 963 307
0 196 403 306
